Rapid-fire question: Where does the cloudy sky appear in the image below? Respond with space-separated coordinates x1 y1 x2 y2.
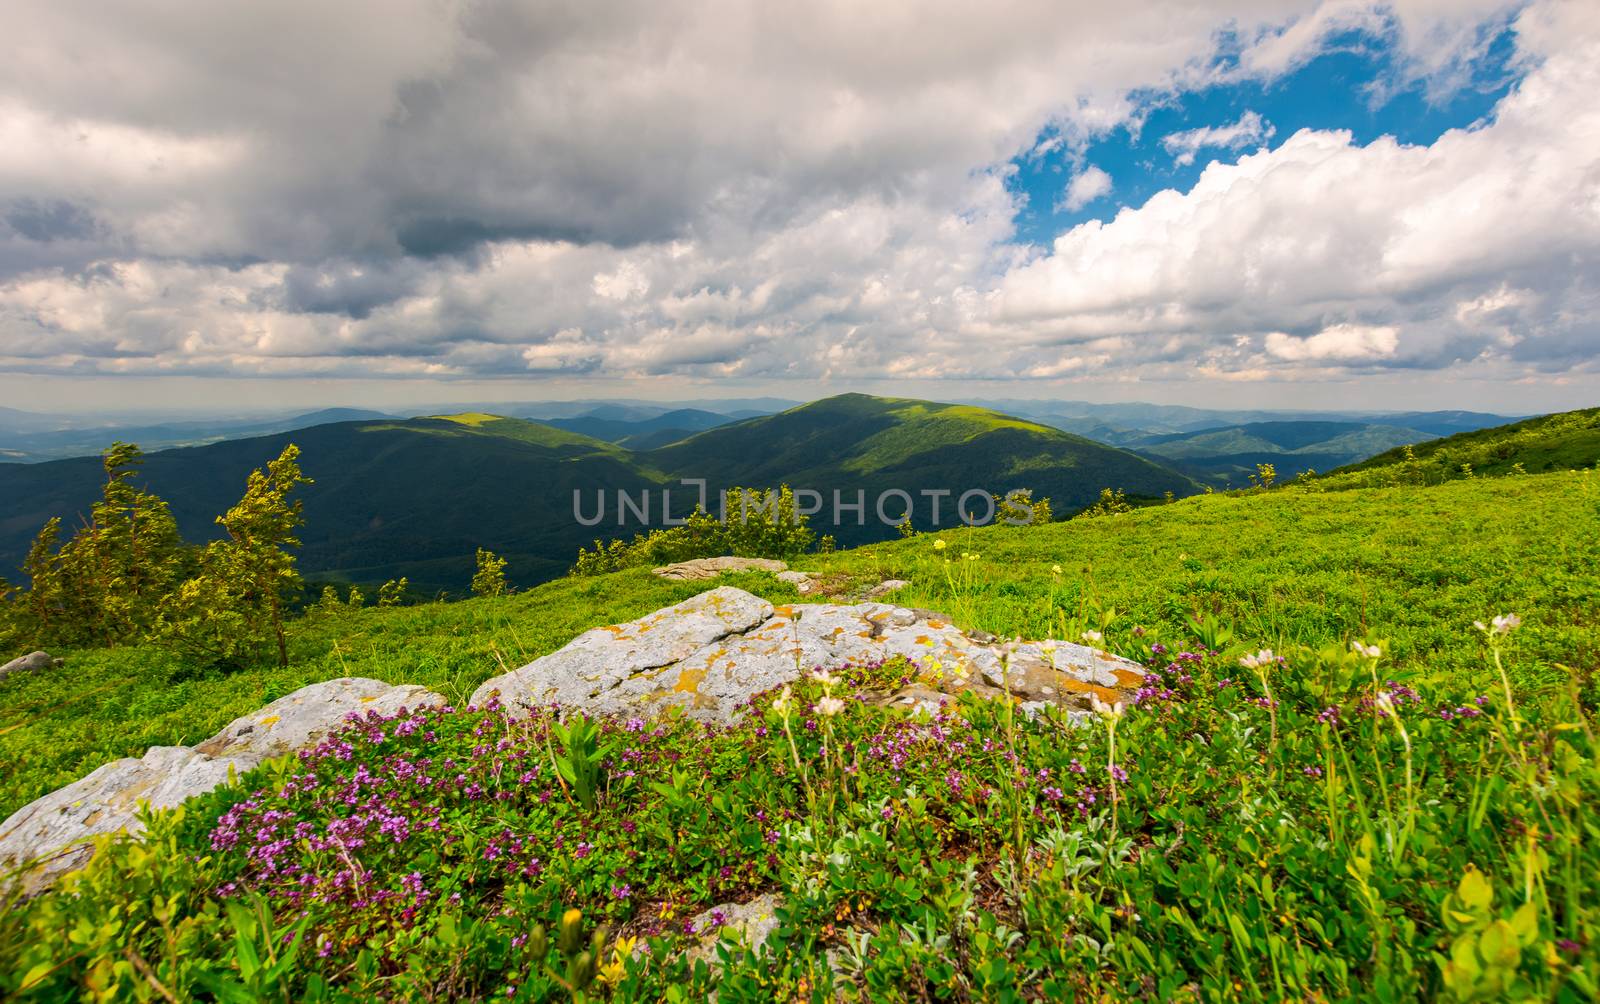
2 0 1598 413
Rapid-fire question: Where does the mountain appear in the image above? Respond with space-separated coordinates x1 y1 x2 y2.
0 415 664 593
542 408 738 449
973 398 1515 446
0 395 1199 592
0 408 396 462
1131 420 1430 486
643 394 1198 532
1318 407 1600 485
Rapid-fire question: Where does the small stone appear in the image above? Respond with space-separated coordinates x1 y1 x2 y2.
864 578 910 600
687 893 783 963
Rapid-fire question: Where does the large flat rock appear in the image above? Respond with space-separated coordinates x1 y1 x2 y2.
0 677 443 896
471 586 1145 723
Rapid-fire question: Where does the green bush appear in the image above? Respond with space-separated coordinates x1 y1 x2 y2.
571 485 816 576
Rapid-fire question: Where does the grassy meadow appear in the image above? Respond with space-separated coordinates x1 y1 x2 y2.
2 469 1597 1000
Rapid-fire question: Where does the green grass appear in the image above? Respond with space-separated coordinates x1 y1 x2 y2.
2 469 1598 1000
3 471 1595 823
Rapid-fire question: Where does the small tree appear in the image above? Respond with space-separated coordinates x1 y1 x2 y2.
154 445 312 668
378 577 409 607
1075 487 1132 520
995 489 1054 527
54 443 184 645
472 548 509 597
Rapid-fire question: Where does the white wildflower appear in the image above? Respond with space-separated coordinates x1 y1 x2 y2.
1089 694 1125 720
1350 641 1381 659
1491 613 1522 635
1081 630 1103 644
1239 649 1275 670
816 696 846 717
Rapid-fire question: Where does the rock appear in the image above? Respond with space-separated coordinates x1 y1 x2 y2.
0 650 62 682
688 893 784 963
652 556 788 580
0 677 444 896
471 586 1144 725
193 677 447 761
863 578 910 600
775 569 818 594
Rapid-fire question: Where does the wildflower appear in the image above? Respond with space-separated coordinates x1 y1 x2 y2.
809 669 837 688
934 539 947 550
1108 764 1128 783
1239 649 1275 670
1351 641 1381 659
816 696 846 717
1089 694 1125 720
772 686 792 714
1474 613 1522 635
1081 630 1103 643
1051 564 1063 575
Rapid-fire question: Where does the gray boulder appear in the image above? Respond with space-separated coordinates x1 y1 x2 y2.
471 586 1144 724
652 556 788 580
0 677 444 896
0 651 61 682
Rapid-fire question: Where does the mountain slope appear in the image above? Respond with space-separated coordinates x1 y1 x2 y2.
0 416 667 592
1132 420 1429 486
646 394 1198 532
542 408 737 448
0 397 1200 591
1317 406 1600 486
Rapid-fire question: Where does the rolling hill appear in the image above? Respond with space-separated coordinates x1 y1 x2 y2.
1131 420 1429 486
0 415 666 593
541 408 738 449
643 394 1198 531
0 396 1198 593
1315 406 1600 487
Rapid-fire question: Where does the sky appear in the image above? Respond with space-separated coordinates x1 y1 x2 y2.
2 0 1598 415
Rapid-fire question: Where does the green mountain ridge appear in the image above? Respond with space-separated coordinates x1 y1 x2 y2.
0 395 1198 593
1319 406 1600 483
1132 419 1432 486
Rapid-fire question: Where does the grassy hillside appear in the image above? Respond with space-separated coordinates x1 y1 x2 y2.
1317 406 1600 487
647 394 1198 531
2 470 1595 1000
3 469 1591 822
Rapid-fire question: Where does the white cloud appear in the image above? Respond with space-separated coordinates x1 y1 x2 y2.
1265 324 1399 361
0 0 1593 405
1160 111 1275 166
1061 166 1114 211
993 0 1600 379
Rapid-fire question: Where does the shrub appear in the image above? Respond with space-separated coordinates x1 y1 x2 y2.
472 548 510 597
571 485 816 576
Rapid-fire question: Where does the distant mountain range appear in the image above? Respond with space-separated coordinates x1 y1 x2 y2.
0 395 1199 593
540 408 741 450
0 408 395 462
1127 420 1431 487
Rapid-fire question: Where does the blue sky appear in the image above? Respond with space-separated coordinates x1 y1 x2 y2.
1009 19 1523 246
